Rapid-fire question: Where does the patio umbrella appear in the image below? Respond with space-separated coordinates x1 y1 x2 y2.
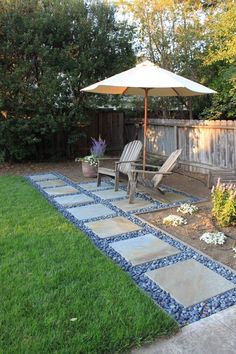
81 60 216 168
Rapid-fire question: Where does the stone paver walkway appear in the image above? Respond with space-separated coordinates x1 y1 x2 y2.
27 173 236 327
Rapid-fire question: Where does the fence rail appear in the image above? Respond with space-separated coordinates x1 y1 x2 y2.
124 118 236 174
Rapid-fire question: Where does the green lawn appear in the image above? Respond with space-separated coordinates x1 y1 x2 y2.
0 176 178 353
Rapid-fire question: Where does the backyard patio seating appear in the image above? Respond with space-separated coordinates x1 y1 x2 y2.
97 140 143 191
128 149 182 203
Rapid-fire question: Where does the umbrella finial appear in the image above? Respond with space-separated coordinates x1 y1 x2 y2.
136 60 155 67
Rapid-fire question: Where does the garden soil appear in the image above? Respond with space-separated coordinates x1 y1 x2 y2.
139 201 236 271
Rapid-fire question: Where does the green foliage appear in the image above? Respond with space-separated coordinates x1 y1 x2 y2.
118 0 236 120
0 0 135 161
212 180 236 227
201 65 236 120
0 176 177 352
202 1 236 120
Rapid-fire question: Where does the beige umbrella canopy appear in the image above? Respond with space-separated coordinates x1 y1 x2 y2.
81 60 216 166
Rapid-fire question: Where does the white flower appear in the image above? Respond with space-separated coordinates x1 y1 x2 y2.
75 155 98 166
177 203 199 215
163 215 187 226
200 232 227 245
82 155 98 166
70 318 77 322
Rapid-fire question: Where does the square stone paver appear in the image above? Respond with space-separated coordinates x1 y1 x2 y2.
146 259 236 307
44 185 79 196
29 173 58 181
54 194 94 207
154 192 189 204
81 182 111 191
110 234 180 266
67 203 116 221
36 179 66 188
93 189 127 200
136 185 189 204
85 216 142 238
112 198 154 212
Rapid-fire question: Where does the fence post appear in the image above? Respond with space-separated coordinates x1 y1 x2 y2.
173 124 178 150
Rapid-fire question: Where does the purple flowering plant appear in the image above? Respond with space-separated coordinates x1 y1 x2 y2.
90 136 106 158
75 136 106 166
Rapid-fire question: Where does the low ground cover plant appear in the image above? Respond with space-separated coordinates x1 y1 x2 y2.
200 232 227 245
163 215 187 226
177 203 199 215
212 179 236 227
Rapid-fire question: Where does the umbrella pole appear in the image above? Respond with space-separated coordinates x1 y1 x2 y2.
143 88 149 171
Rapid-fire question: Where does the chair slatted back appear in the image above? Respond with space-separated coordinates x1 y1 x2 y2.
118 140 142 175
152 149 182 187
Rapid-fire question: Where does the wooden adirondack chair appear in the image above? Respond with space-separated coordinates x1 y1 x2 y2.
128 149 182 203
97 140 143 191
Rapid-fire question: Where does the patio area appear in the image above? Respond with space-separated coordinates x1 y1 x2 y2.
26 165 236 326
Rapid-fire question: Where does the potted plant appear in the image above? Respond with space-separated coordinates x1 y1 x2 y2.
76 137 106 178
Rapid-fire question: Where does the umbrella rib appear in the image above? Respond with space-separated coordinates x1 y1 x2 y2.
172 88 180 96
122 87 129 94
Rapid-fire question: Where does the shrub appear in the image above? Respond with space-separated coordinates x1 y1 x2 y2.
212 179 236 227
0 0 135 162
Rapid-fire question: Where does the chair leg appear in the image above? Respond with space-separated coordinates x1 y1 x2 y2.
114 171 119 191
127 179 130 195
129 180 136 203
97 172 102 186
157 187 165 194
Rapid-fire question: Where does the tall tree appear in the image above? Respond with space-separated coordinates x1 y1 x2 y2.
117 0 207 118
202 0 236 119
0 0 135 161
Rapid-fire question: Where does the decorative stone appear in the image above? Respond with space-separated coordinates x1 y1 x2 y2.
81 182 111 191
154 192 189 203
36 179 66 188
54 194 94 207
112 198 154 212
85 216 142 238
44 186 79 196
66 203 116 221
93 189 127 200
146 259 236 307
29 173 58 181
110 234 180 266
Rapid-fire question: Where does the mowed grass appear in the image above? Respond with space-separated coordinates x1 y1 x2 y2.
0 176 178 353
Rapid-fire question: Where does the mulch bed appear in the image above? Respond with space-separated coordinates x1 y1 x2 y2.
139 201 236 271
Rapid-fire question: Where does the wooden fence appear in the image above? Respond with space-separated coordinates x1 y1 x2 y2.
71 110 124 157
32 110 124 161
125 118 236 174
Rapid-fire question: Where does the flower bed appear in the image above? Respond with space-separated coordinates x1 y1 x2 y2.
139 201 236 271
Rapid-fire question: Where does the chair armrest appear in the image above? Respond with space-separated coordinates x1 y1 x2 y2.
131 163 161 170
130 169 172 175
116 160 138 165
98 157 119 161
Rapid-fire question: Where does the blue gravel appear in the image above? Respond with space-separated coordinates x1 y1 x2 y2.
26 172 236 326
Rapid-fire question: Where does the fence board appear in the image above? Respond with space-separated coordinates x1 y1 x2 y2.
125 118 236 173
